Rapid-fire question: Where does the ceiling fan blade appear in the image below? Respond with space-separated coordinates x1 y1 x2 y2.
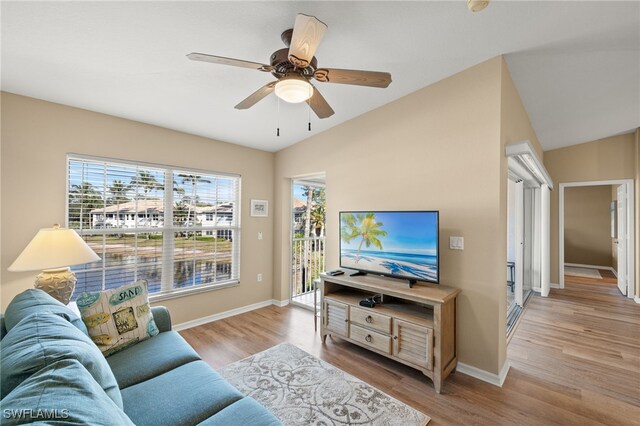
308 85 334 119
187 53 273 72
314 68 392 88
288 14 327 69
234 82 277 110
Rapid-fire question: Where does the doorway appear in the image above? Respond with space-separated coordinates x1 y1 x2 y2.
505 140 553 337
559 180 635 298
290 175 326 309
506 176 536 335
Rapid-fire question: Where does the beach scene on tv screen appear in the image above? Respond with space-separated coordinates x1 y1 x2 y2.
340 211 438 282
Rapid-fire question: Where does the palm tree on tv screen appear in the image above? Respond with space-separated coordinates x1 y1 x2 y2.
340 213 387 261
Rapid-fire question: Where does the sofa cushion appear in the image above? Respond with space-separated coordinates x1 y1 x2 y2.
0 312 123 408
0 358 134 426
77 280 159 356
196 397 282 426
3 288 88 335
107 330 201 389
121 360 243 426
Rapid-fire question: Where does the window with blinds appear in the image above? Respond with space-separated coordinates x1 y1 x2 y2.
67 155 241 300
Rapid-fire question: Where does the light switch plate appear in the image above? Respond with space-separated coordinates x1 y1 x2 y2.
449 236 464 250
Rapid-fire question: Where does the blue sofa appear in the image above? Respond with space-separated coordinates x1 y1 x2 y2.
0 289 281 426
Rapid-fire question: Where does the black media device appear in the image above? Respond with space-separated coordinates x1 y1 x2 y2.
327 270 344 276
358 295 381 308
359 299 376 308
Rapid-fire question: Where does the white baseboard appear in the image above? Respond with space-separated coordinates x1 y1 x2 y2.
635 296 640 304
550 282 560 289
564 263 616 273
457 360 510 387
174 299 284 331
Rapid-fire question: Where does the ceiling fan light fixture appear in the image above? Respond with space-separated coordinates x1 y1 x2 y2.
467 0 489 12
275 77 313 103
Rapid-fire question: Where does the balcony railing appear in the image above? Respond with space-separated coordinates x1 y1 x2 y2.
291 236 325 305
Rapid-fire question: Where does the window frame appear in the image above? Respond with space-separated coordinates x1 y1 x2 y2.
66 153 242 302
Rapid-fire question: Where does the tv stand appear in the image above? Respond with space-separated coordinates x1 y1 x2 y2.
349 270 367 277
320 273 460 393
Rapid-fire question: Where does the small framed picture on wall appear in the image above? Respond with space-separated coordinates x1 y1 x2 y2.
251 199 268 217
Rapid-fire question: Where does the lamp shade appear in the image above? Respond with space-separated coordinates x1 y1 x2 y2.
275 77 313 103
8 225 100 272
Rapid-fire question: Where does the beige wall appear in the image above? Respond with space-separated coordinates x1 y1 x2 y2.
274 56 540 375
544 133 636 284
498 58 544 368
0 93 275 324
564 186 613 267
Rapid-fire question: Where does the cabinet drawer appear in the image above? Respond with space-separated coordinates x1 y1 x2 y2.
350 324 391 354
350 306 392 334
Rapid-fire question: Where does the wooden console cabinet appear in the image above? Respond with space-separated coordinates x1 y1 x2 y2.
320 273 460 393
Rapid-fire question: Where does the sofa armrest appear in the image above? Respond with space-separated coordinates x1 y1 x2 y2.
0 315 7 340
151 306 172 332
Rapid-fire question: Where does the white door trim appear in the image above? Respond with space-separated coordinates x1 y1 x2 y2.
559 179 635 299
514 180 524 306
617 185 628 295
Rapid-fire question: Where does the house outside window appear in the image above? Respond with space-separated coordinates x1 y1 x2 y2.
67 155 241 300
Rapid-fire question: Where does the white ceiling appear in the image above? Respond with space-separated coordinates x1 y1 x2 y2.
2 1 638 152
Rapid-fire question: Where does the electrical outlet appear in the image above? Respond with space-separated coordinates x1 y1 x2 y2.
449 236 464 250
257 273 263 282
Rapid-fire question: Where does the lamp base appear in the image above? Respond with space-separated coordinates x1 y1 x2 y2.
35 267 77 305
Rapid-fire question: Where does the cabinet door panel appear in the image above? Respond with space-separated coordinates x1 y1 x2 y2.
324 299 349 337
393 319 433 371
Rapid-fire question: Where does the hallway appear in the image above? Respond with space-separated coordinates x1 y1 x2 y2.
508 273 640 423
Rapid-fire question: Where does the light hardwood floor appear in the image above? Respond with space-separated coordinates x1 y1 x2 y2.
180 274 640 425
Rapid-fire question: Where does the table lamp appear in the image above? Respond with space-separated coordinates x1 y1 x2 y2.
8 224 101 305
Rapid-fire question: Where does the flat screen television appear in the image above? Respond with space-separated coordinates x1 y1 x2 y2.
339 211 439 286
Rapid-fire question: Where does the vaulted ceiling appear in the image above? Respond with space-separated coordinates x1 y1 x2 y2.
2 1 638 152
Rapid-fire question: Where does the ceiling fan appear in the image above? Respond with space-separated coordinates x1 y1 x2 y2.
187 13 392 119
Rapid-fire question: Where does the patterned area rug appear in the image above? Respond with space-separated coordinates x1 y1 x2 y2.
220 343 430 426
565 266 602 279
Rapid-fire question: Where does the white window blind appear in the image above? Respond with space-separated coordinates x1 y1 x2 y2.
67 155 241 300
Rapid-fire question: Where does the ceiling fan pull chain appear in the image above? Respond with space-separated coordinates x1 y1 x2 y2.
277 96 281 137
308 88 312 132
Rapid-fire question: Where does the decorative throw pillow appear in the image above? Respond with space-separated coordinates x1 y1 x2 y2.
77 280 159 356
